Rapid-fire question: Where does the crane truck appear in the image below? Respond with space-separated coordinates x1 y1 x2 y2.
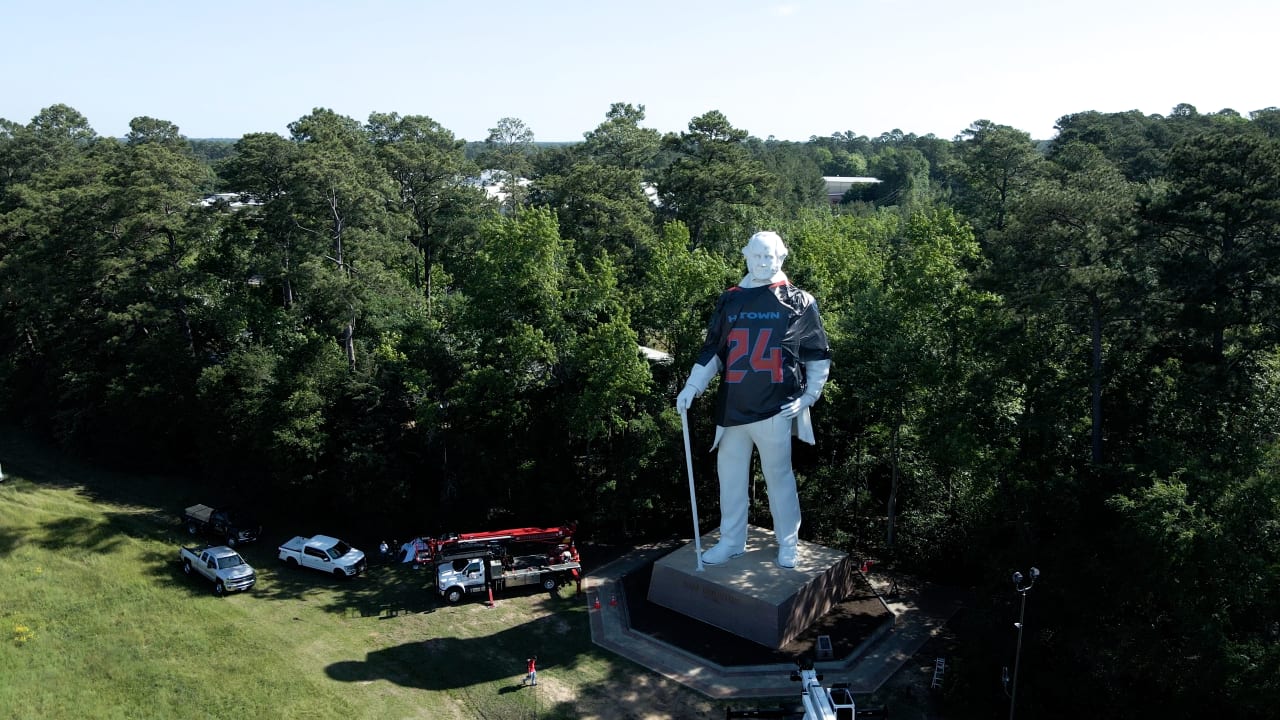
413 524 582 604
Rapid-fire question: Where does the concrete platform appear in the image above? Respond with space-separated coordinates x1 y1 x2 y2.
587 542 966 699
647 528 856 649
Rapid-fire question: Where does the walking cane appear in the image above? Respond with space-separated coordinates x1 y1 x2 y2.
679 407 706 572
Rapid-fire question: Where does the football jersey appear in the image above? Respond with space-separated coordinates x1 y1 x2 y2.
695 281 831 427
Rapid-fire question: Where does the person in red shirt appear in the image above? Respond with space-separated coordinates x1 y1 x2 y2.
525 655 537 686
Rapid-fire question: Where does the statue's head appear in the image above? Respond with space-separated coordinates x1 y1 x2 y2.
742 231 788 284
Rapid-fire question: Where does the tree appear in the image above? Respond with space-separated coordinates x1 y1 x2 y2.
478 117 535 212
531 155 656 274
1146 131 1280 366
1251 107 1280 139
950 120 1045 239
632 221 731 367
580 102 661 171
1135 130 1280 494
834 208 1003 557
219 132 296 205
821 148 868 177
998 142 1141 464
0 105 114 450
0 104 97 199
530 104 660 276
280 108 417 370
656 110 775 250
365 111 483 310
862 146 931 209
754 138 828 214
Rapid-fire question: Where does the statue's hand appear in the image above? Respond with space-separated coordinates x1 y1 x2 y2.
778 393 817 419
676 384 698 413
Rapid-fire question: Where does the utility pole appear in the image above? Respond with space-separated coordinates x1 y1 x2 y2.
1003 566 1039 720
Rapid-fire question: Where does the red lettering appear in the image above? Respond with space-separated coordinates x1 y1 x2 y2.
725 328 782 383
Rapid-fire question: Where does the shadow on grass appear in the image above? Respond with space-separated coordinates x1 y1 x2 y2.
324 596 588 691
250 558 442 618
0 528 17 558
36 507 179 554
0 426 196 512
326 594 718 720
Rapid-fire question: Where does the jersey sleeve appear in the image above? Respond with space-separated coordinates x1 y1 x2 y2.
794 294 831 363
694 290 733 367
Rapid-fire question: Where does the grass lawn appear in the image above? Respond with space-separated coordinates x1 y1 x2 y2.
0 433 722 719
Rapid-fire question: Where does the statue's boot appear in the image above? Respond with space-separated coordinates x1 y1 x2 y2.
701 541 746 565
776 543 798 569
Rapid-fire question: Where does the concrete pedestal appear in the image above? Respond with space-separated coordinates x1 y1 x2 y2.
646 527 855 649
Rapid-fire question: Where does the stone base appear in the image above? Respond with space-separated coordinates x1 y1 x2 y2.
646 526 855 649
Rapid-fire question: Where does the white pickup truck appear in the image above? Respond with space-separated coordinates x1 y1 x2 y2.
179 545 256 596
277 535 366 578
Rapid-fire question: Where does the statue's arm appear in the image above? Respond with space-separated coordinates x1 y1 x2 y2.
802 358 831 402
778 359 831 419
676 358 722 412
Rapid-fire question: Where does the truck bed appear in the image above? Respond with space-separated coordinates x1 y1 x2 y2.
183 504 216 522
493 557 581 576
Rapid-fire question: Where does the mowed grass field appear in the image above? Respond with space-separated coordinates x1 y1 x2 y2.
0 434 720 719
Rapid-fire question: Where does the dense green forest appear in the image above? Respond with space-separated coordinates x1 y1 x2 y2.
3 101 1280 718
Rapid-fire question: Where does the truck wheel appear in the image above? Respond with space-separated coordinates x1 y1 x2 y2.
182 560 193 575
225 536 237 547
444 587 465 604
214 580 226 596
541 575 558 591
334 568 346 578
187 522 198 535
285 557 298 567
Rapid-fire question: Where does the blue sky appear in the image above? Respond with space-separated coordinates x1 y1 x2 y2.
3 0 1275 142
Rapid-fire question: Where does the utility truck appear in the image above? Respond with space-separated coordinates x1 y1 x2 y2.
420 524 581 604
179 545 256 596
277 535 367 577
437 550 581 604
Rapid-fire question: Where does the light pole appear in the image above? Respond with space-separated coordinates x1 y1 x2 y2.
1003 566 1039 720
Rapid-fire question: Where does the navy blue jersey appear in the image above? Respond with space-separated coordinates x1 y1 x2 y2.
695 281 831 427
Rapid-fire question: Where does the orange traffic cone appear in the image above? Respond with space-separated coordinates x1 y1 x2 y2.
592 595 601 610
609 594 618 607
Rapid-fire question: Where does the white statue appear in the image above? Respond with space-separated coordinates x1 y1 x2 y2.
676 231 831 568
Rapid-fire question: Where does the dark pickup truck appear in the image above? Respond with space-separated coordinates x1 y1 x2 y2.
183 504 261 547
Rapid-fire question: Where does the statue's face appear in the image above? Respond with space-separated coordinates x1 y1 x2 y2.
744 237 785 283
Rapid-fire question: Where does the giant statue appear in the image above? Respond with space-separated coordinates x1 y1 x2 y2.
676 231 831 569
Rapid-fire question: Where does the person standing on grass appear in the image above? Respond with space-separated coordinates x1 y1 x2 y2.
525 655 538 686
